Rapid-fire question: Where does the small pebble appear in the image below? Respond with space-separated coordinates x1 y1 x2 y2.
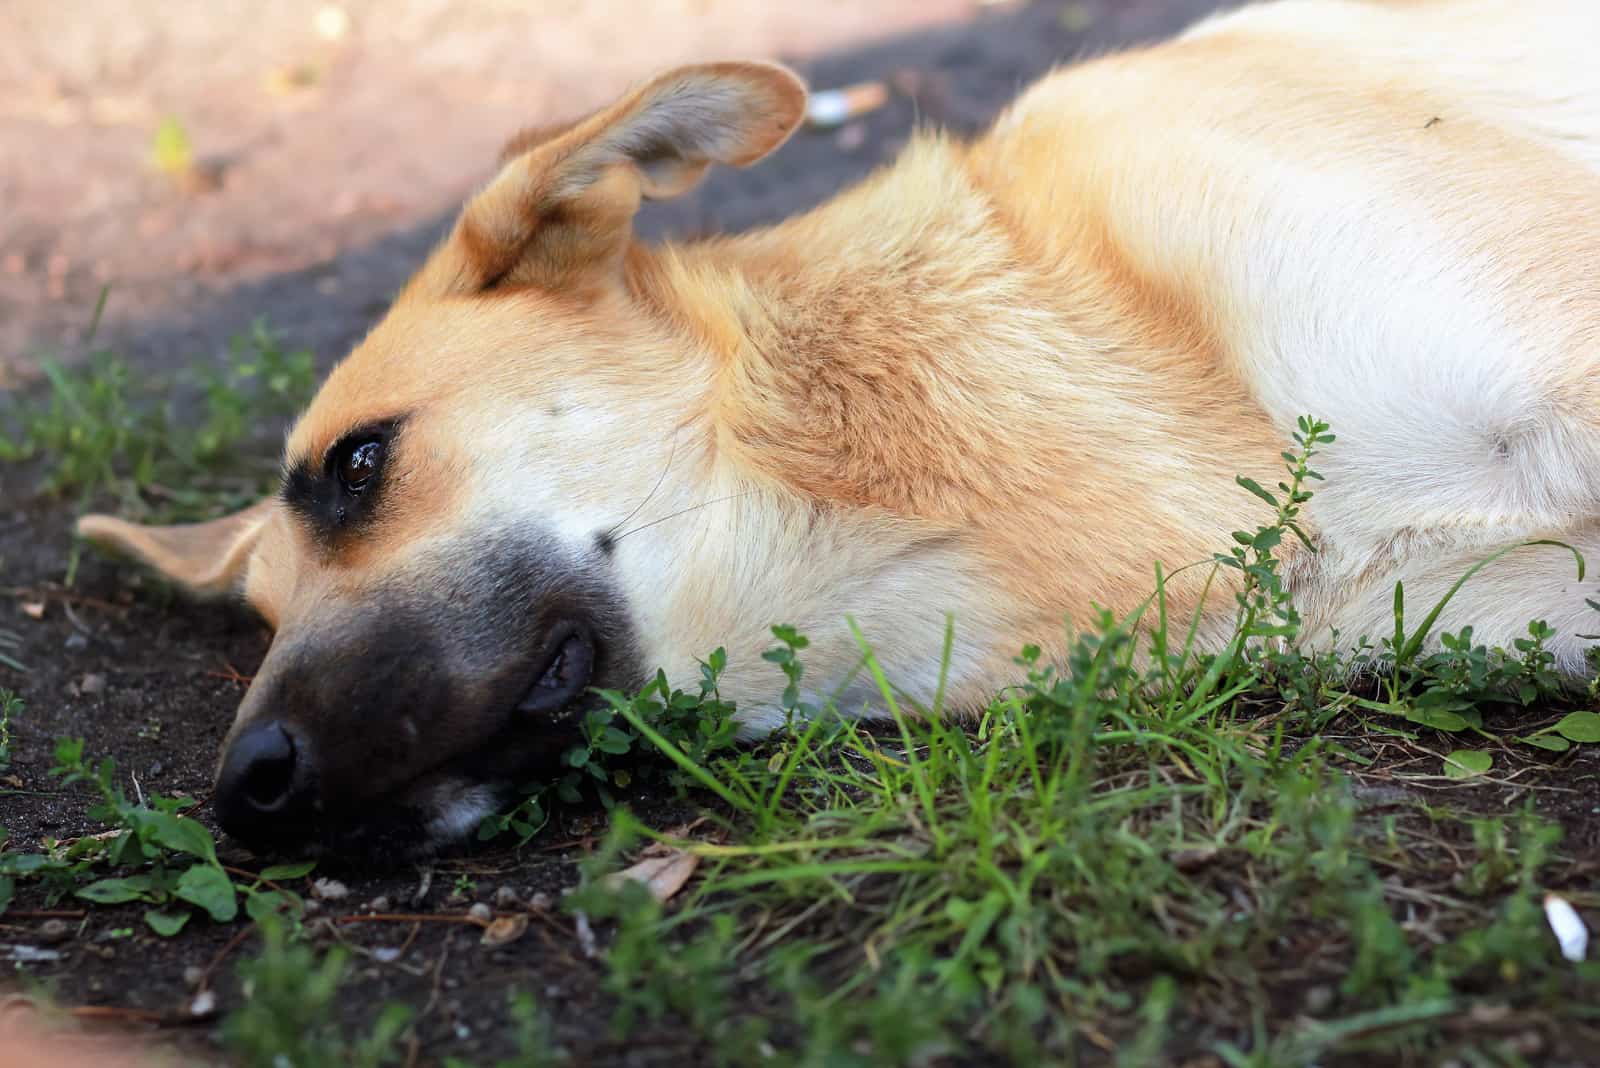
35 919 71 945
302 898 322 916
1302 985 1334 1015
492 886 520 909
79 673 106 695
182 965 205 989
188 990 217 1018
367 896 391 913
372 946 401 964
466 902 493 924
64 633 88 651
311 877 350 901
526 892 552 912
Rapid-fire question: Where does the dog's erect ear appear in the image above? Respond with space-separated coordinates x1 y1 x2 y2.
75 498 275 599
413 61 806 294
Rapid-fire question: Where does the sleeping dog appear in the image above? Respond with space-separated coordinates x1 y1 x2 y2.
80 0 1600 858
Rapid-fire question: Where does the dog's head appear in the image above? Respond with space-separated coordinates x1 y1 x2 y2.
75 63 811 861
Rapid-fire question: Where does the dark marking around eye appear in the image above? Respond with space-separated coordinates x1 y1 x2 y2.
281 416 407 544
545 404 563 418
594 530 616 556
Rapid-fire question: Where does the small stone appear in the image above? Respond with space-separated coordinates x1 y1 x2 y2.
302 898 322 916
1302 985 1335 1015
79 673 106 695
311 877 350 901
64 633 88 651
492 886 520 909
182 965 205 989
466 902 492 924
20 602 45 620
188 990 217 1018
367 896 391 914
36 919 72 944
526 892 552 912
372 946 401 964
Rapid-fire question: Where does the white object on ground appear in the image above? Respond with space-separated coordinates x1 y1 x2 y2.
1544 894 1589 962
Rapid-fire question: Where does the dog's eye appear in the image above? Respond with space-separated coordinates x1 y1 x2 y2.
335 438 383 493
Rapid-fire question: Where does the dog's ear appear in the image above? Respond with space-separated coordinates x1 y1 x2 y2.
75 498 275 598
413 61 806 294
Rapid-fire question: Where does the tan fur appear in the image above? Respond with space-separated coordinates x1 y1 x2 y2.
78 3 1600 831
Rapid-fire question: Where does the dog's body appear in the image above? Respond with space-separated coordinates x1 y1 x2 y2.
81 0 1600 856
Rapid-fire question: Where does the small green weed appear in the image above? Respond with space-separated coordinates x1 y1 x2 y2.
0 738 314 933
0 308 316 522
224 916 413 1068
0 628 26 674
443 990 567 1068
0 688 18 770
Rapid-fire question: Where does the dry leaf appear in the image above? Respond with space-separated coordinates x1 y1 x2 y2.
604 850 700 904
481 914 529 948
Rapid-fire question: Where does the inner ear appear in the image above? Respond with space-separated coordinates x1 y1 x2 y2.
412 61 806 296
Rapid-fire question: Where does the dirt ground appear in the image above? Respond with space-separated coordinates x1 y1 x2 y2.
16 0 1516 1064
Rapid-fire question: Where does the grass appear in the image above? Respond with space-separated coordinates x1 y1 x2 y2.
0 689 18 771
0 300 317 527
3 344 1598 1065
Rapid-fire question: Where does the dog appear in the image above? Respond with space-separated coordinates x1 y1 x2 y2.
78 0 1600 859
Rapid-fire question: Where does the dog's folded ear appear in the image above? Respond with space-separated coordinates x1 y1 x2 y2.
412 61 807 295
75 497 275 599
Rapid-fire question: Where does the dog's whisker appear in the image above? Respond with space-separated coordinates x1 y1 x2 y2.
605 427 681 541
611 490 754 544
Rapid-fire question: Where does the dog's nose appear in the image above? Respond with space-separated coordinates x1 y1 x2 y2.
214 721 314 840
